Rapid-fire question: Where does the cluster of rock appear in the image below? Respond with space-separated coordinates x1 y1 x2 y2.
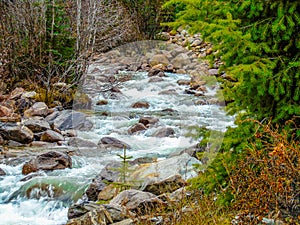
66 152 201 225
0 87 93 150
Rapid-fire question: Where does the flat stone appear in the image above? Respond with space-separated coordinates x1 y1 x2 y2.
23 118 51 133
68 137 97 148
24 102 49 117
99 137 131 149
128 123 147 134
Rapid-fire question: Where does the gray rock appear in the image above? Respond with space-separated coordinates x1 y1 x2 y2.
0 168 6 176
148 76 164 83
152 127 175 137
66 205 113 225
23 118 51 133
158 89 177 95
40 130 64 143
68 137 97 148
110 189 164 213
103 204 127 222
142 174 187 195
130 153 200 181
21 91 36 99
7 140 25 147
48 110 93 131
190 39 202 47
22 151 72 175
208 68 219 75
99 137 131 149
24 102 49 117
128 123 147 134
85 161 121 201
147 68 164 77
171 53 191 69
0 122 34 144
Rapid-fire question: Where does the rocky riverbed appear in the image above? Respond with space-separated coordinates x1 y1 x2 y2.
0 30 234 224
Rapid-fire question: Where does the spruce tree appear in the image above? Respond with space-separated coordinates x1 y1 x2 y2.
164 0 300 124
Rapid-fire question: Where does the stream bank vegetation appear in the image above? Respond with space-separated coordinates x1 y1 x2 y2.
160 0 300 224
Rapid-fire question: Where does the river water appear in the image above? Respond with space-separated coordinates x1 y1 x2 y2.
0 64 234 224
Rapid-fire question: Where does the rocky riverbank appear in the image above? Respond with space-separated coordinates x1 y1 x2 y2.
0 29 229 224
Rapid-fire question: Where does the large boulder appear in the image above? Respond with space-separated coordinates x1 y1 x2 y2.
149 54 170 67
47 110 93 131
171 53 191 69
22 151 72 175
130 153 200 181
152 127 175 137
141 174 187 195
40 130 64 143
24 102 49 117
23 118 51 133
98 137 131 149
110 190 165 214
0 122 34 144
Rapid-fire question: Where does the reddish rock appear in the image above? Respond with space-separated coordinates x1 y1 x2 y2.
9 87 25 100
139 117 159 127
96 100 108 105
0 105 13 117
24 102 49 117
128 123 147 134
132 101 150 109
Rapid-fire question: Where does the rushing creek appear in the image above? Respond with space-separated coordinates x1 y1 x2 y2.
0 62 234 224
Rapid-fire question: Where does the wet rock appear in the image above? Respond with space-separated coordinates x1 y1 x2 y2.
139 117 159 127
131 101 150 109
169 144 204 158
0 168 6 176
22 151 72 175
9 87 25 100
40 130 64 143
66 205 113 225
85 161 121 201
152 127 175 137
158 89 177 95
24 102 49 118
0 122 34 144
99 137 131 149
147 68 164 77
142 175 187 195
68 137 97 148
48 110 93 131
177 79 190 86
96 100 108 105
0 105 13 117
110 189 165 214
148 76 164 83
128 123 147 134
149 54 170 67
23 118 51 133
184 89 196 95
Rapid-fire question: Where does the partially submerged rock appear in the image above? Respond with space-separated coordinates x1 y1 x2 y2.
98 137 131 149
22 151 72 175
